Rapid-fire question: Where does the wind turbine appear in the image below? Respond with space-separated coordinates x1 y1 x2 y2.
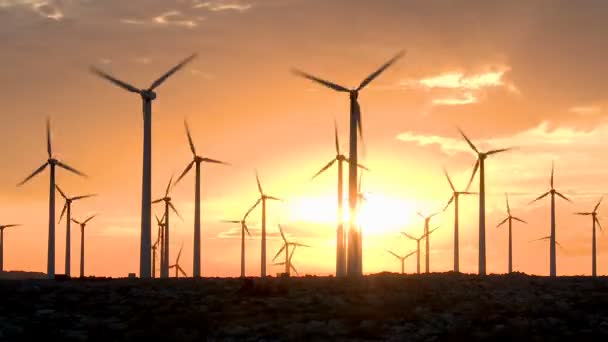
293 51 404 276
274 244 303 276
402 227 439 274
443 167 475 273
311 121 368 277
169 244 187 278
417 212 440 273
174 120 229 278
18 119 86 279
497 193 526 274
575 197 603 277
246 171 282 278
386 250 416 274
0 224 20 272
530 162 571 277
152 214 165 278
91 54 197 279
221 217 252 278
152 176 182 278
459 128 510 276
272 225 310 276
71 215 96 278
55 185 96 277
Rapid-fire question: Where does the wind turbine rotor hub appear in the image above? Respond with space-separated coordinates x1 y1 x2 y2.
165 197 171 202
141 90 157 100
337 155 345 161
49 158 57 165
480 153 487 160
195 156 204 163
349 90 358 99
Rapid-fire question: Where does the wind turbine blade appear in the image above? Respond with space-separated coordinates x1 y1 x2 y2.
311 159 336 180
443 195 455 212
387 250 401 259
530 236 550 242
354 100 364 149
176 244 183 264
184 120 196 156
165 175 174 197
84 214 96 224
486 148 511 156
277 224 287 243
71 218 81 225
496 217 509 228
56 161 86 177
169 202 182 220
178 266 187 277
512 217 527 224
55 184 67 199
46 118 52 158
58 203 68 223
551 161 554 189
291 242 311 248
427 226 440 236
405 250 417 258
266 196 282 201
465 160 480 192
357 50 405 91
1 224 21 229
272 244 286 262
530 191 551 204
175 161 195 186
202 158 230 165
555 191 572 203
151 198 164 204
334 119 340 155
148 53 198 91
244 198 261 220
416 212 424 218
243 223 252 237
221 220 241 224
290 263 299 276
90 67 141 93
291 69 350 92
505 193 511 215
72 194 97 201
401 232 416 241
18 162 48 186
443 167 455 192
595 197 603 212
255 170 263 195
575 212 592 216
457 128 479 154
595 217 603 232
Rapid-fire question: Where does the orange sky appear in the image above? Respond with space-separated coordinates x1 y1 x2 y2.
1 0 608 277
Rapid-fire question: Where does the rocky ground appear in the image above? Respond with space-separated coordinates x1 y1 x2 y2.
0 272 607 341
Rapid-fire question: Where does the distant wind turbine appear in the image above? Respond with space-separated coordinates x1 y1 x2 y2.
497 193 526 274
71 215 96 278
0 224 20 272
18 119 86 279
575 197 603 277
459 128 510 275
169 244 187 278
402 227 439 274
152 214 165 278
221 216 252 278
91 54 197 278
152 176 182 278
530 162 571 277
311 121 368 277
272 224 310 276
443 167 475 273
417 212 439 273
294 51 404 276
246 171 282 277
274 244 303 276
386 250 416 274
55 185 96 277
174 120 229 278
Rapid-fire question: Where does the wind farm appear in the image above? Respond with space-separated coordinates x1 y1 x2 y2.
3 1 608 340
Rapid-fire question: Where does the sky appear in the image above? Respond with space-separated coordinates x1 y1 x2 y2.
1 0 608 277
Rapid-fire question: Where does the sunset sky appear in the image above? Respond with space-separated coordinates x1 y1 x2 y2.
2 0 608 277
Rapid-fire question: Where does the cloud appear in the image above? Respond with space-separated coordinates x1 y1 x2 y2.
153 10 201 28
120 18 145 25
0 0 63 20
432 92 477 105
570 105 602 116
193 0 252 12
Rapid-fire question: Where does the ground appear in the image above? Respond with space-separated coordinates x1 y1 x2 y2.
0 272 607 341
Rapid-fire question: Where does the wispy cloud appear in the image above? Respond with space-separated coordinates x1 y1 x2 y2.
120 18 146 25
432 92 477 105
570 105 602 116
0 0 64 20
193 0 252 12
153 10 201 28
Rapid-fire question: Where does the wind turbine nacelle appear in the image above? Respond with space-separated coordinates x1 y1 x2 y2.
140 90 157 100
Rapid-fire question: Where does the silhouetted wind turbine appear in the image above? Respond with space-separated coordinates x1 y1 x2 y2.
91 54 196 279
152 176 182 278
274 244 303 276
530 162 571 277
417 211 439 273
459 128 510 276
246 171 282 277
311 121 368 277
575 197 603 277
221 217 252 278
55 185 95 277
443 167 475 273
294 51 404 276
18 119 86 279
174 120 229 278
272 224 310 276
169 244 187 278
0 224 20 272
387 250 416 274
71 215 96 278
152 214 165 278
497 193 526 273
402 227 439 274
